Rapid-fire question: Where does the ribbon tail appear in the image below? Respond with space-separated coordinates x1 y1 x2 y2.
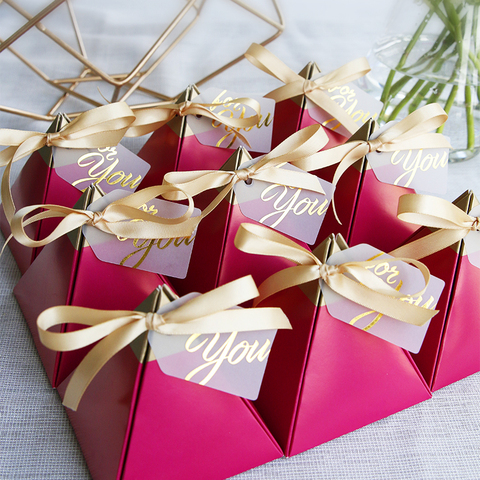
388 228 467 260
254 265 321 307
325 274 437 326
63 320 147 411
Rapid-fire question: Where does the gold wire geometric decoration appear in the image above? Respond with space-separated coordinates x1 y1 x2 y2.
0 0 284 121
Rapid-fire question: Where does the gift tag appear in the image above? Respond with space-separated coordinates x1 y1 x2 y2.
306 81 383 137
463 204 480 269
148 293 277 399
234 158 334 244
322 244 445 353
82 190 200 278
366 122 448 194
186 87 275 152
53 144 150 193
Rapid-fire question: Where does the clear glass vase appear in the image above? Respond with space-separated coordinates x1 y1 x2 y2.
364 0 480 162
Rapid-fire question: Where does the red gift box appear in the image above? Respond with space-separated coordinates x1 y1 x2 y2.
13 186 163 387
0 115 81 273
235 225 432 456
167 146 303 296
137 85 269 188
269 61 347 150
301 103 449 253
43 283 285 480
0 103 137 273
391 191 480 391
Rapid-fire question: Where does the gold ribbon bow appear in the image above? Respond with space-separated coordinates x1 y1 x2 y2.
125 97 262 147
245 43 371 134
292 103 450 223
160 124 330 227
389 193 480 260
234 223 438 326
37 275 292 410
8 184 199 250
0 102 136 225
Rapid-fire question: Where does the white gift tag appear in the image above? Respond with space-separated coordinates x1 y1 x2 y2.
322 244 445 353
234 158 334 244
53 144 150 193
306 81 383 137
366 122 448 194
148 293 278 399
82 190 199 278
186 87 275 153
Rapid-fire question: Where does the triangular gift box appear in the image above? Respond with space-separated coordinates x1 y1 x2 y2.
168 147 306 297
252 234 431 456
13 185 164 387
57 286 283 480
404 190 480 390
137 84 267 188
312 120 419 253
270 61 347 149
0 114 80 273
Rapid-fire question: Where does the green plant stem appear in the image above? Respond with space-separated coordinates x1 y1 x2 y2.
437 84 458 134
379 5 436 118
409 81 436 113
427 83 447 104
386 79 425 122
465 84 475 150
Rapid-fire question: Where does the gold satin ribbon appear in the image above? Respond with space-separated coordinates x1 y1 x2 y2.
160 124 329 227
245 43 371 134
292 103 450 223
0 102 136 224
126 97 262 147
389 193 480 259
8 184 199 249
37 275 292 410
234 223 438 326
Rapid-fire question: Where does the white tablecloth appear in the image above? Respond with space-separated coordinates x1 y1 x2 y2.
1 1 479 479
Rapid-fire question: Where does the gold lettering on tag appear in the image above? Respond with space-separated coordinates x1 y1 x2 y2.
207 90 272 148
350 254 436 331
259 184 328 228
184 332 271 385
72 147 143 191
390 149 448 188
319 85 378 131
117 203 194 268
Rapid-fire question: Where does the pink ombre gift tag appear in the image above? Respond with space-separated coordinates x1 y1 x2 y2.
53 144 150 193
82 190 200 278
187 87 275 152
148 293 277 399
306 81 383 137
463 204 480 269
322 244 445 353
366 123 448 194
234 158 334 245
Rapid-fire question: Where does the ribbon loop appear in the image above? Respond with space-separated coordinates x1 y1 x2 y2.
245 43 371 134
126 96 262 147
0 102 137 225
8 184 199 250
161 124 329 226
37 275 292 410
234 223 438 326
389 193 479 260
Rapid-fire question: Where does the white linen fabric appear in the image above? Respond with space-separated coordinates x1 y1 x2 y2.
0 1 479 479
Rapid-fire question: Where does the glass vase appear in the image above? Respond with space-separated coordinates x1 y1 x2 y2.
365 0 480 162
